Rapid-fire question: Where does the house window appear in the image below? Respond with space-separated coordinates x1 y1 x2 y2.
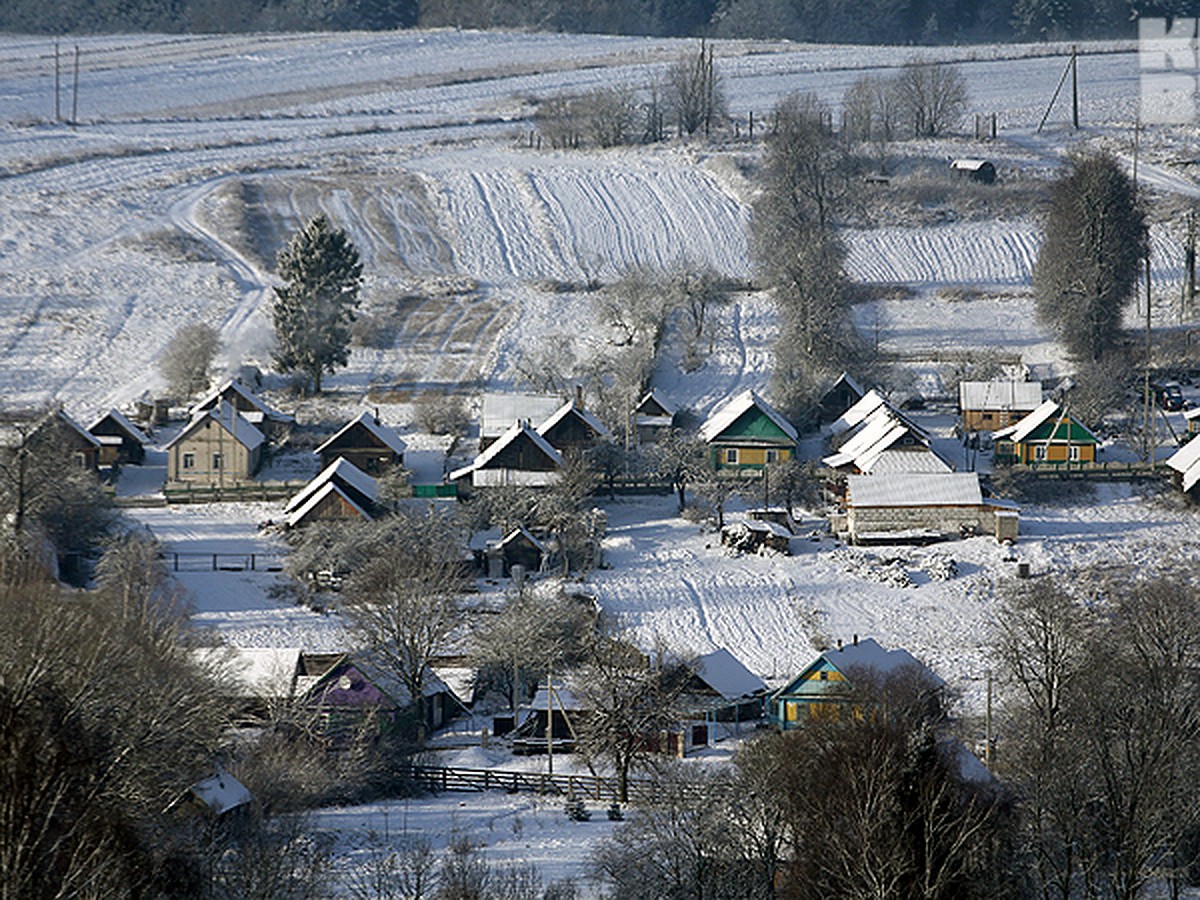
1033 445 1047 461
182 452 195 470
1069 445 1080 462
819 671 829 681
212 453 223 470
765 449 779 464
73 451 88 469
982 412 993 422
725 448 739 464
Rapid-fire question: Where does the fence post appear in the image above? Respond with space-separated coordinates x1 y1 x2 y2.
251 553 256 571
212 553 217 571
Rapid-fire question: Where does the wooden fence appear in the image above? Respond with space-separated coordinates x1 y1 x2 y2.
400 764 722 805
165 551 285 573
1013 460 1168 481
164 481 305 504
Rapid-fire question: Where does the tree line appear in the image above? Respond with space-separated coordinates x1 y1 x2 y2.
0 0 1171 39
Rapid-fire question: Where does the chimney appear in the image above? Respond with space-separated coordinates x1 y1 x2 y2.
836 638 842 651
374 407 380 426
575 384 583 408
853 634 859 646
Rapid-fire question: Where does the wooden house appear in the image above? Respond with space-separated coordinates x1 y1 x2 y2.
700 390 797 474
192 646 303 721
958 381 1043 432
300 654 463 738
192 379 293 440
88 408 148 466
0 408 102 472
480 392 564 450
165 406 264 485
993 400 1099 465
537 399 611 453
1166 434 1200 495
473 525 546 578
633 389 676 443
817 372 867 424
450 422 563 488
824 390 949 476
284 458 378 528
769 637 944 730
314 410 406 475
839 472 1018 544
675 648 767 751
949 158 996 184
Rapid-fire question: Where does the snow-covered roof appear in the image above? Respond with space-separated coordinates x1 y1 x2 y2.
700 389 797 444
993 399 1063 443
865 447 953 475
88 407 149 444
1186 407 1200 422
820 638 946 688
536 400 611 441
58 409 102 448
499 524 547 553
449 422 563 481
635 388 675 418
692 648 767 699
192 646 301 699
285 458 378 514
314 410 407 457
169 406 265 452
193 378 288 421
958 380 1042 413
828 388 888 436
949 158 992 171
526 682 586 712
846 472 983 508
824 408 934 472
285 481 373 528
481 392 564 439
185 767 253 816
1166 434 1200 492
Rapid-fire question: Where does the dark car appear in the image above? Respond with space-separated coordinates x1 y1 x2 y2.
1152 381 1185 411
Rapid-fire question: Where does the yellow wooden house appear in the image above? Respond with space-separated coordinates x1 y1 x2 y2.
993 400 1099 465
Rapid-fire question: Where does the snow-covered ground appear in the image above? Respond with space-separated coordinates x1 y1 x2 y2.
8 27 1200 890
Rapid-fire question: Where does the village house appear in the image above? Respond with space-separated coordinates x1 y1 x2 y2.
816 371 867 424
700 389 797 474
284 458 379 528
537 395 611 453
450 422 563 488
958 380 1043 432
314 409 407 475
88 408 148 466
165 406 264 485
769 637 945 730
993 400 1099 465
0 407 102 472
192 379 293 440
835 472 1019 544
1166 433 1200 495
632 389 676 444
673 648 768 753
471 524 547 578
824 389 950 475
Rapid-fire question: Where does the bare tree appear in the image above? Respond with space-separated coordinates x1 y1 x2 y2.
578 85 640 148
160 321 221 401
667 39 726 138
536 92 579 150
340 510 469 738
649 427 707 513
894 58 968 138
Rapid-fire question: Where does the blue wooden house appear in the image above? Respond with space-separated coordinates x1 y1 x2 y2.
769 637 943 729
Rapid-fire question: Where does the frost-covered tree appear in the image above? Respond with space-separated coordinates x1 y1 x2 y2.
272 215 363 393
1033 152 1146 363
160 322 220 401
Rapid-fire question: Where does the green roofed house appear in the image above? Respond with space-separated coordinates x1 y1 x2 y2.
699 390 797 474
992 400 1099 465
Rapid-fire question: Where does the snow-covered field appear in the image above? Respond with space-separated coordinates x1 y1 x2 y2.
7 27 1200 890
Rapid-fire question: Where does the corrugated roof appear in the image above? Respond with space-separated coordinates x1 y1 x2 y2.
314 410 407 457
168 406 264 452
828 389 889 435
449 421 563 481
865 447 953 475
958 380 1042 413
481 392 564 439
1167 434 1200 491
846 472 983 508
700 390 798 444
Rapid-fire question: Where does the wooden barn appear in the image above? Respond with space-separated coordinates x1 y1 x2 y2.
314 410 406 475
479 392 564 450
839 472 1018 544
88 408 148 466
769 637 944 730
165 406 263 485
700 390 797 474
284 458 378 528
993 400 1099 465
958 380 1043 432
536 397 611 453
633 389 676 443
450 422 563 488
949 158 996 184
817 372 867 424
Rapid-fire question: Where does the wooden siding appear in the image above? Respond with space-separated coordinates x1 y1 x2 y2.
169 420 260 484
711 445 793 471
962 408 1030 432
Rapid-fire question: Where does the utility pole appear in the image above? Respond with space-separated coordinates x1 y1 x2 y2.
71 45 80 127
985 669 993 767
1144 254 1154 465
1071 45 1079 130
545 665 553 776
54 42 60 122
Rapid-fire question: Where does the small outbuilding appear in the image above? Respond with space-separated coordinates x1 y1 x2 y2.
958 380 1043 432
88 408 149 466
633 389 676 443
314 410 406 475
949 158 996 184
1166 433 1200 494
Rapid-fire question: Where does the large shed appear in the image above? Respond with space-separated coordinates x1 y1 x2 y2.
958 381 1042 432
842 472 1017 543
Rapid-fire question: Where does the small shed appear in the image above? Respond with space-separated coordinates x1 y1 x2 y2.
284 458 378 528
88 408 148 465
450 422 563 488
536 398 611 453
721 519 792 554
769 637 944 729
700 390 797 474
949 158 996 184
633 389 676 443
169 765 253 819
314 410 406 475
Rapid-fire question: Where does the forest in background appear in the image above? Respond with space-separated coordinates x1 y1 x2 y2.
0 0 1189 43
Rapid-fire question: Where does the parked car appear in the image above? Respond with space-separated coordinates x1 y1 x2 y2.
1151 381 1185 411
